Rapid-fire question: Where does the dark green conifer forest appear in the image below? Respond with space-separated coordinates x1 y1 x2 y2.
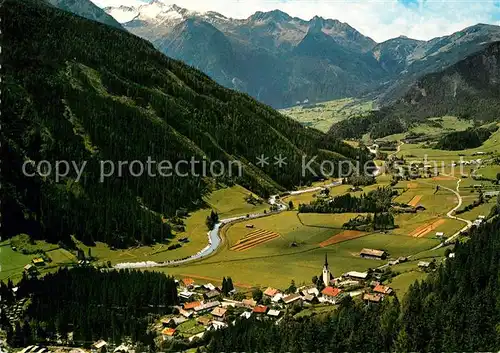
1 0 372 247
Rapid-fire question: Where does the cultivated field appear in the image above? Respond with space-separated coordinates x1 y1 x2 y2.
230 229 281 251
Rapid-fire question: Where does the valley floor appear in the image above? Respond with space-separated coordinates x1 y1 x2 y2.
3 131 500 298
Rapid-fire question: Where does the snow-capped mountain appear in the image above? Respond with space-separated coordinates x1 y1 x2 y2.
99 0 500 108
105 1 228 28
47 0 123 29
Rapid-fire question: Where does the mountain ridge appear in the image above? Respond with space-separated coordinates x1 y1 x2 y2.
98 2 500 109
3 0 372 247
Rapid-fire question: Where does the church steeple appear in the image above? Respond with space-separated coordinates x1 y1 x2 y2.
322 253 331 287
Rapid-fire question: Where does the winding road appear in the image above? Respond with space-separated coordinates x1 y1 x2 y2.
430 178 473 250
115 141 473 270
114 180 342 269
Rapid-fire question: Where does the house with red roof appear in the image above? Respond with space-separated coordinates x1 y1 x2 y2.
373 284 393 296
252 305 268 315
182 278 195 288
263 287 280 297
321 286 343 304
183 301 201 311
162 328 177 340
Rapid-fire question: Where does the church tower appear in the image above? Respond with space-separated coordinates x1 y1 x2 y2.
322 253 332 287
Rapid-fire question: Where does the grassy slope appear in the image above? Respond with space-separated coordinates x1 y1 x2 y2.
3 0 370 247
281 98 373 132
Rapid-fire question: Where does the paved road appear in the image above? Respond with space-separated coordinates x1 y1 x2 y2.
430 178 473 250
115 180 342 269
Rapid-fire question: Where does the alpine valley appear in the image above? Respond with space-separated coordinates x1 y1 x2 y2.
3 1 500 353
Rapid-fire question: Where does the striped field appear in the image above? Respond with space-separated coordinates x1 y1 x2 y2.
230 229 280 252
410 219 446 238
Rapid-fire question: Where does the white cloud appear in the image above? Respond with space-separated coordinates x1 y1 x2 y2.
92 0 500 42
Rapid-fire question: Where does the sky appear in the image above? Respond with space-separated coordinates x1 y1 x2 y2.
92 0 500 42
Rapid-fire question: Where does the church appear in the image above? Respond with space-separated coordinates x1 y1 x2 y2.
321 254 335 287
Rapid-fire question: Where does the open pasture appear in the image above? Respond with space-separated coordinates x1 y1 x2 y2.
280 98 373 132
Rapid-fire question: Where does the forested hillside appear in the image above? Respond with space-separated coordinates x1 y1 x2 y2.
207 213 500 352
329 42 500 140
1 268 178 346
1 0 372 247
435 125 499 150
397 41 500 122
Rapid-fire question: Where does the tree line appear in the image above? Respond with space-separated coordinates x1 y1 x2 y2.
298 187 395 213
1 268 178 348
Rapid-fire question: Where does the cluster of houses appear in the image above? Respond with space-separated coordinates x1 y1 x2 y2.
157 255 398 342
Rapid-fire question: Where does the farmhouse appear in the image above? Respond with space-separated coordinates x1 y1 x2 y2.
305 287 320 296
194 301 220 314
204 290 220 300
163 317 187 327
267 309 281 318
209 320 228 331
179 309 193 318
92 340 108 353
264 287 280 297
114 344 130 353
182 278 195 288
373 284 393 296
343 271 369 280
418 261 436 271
242 299 257 308
415 205 426 212
179 290 195 301
271 293 284 303
363 293 382 303
188 332 205 342
240 311 252 319
337 279 360 288
302 294 318 304
253 305 268 315
161 328 177 339
211 307 227 319
359 248 387 260
283 293 302 305
197 316 211 326
203 283 217 291
32 258 45 266
183 301 201 311
321 286 343 304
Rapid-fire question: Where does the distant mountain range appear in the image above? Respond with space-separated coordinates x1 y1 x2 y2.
49 0 500 109
46 0 123 29
100 1 500 108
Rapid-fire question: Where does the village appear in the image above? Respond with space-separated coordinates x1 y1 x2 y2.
109 250 426 348
6 248 429 353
